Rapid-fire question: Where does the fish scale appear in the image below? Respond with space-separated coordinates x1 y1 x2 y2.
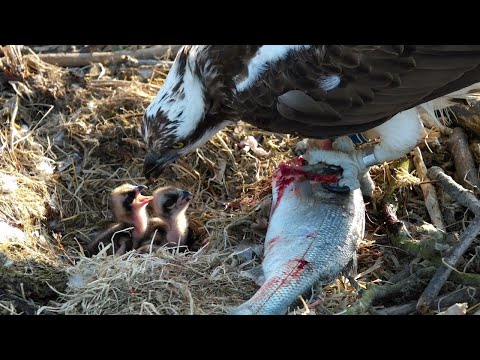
230 163 365 315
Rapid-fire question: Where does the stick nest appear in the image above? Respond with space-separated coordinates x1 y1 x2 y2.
1 45 479 315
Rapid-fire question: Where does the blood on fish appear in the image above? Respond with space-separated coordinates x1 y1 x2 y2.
239 259 312 313
275 163 339 184
309 173 338 182
265 236 280 254
290 259 310 278
271 162 339 214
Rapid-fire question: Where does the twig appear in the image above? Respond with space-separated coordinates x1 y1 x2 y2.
8 96 19 152
417 216 480 313
12 104 54 146
124 59 174 67
382 163 480 313
382 161 451 262
343 267 435 315
383 203 448 262
417 218 480 313
0 289 38 315
446 127 480 191
416 167 480 313
470 142 480 164
427 166 480 216
450 103 480 137
375 286 479 315
373 302 417 315
412 147 445 231
449 271 480 288
383 196 480 286
34 45 183 68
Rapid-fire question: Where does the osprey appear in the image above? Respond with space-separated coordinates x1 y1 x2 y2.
142 45 480 189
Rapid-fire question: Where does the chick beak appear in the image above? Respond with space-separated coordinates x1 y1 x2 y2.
178 190 193 206
132 185 154 208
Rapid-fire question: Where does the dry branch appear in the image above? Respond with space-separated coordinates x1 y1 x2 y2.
427 166 480 216
383 204 448 262
382 196 480 288
416 166 480 313
344 267 435 315
416 217 480 313
375 286 479 315
412 147 445 231
470 142 480 164
447 127 480 191
35 45 182 67
451 103 480 137
380 163 480 314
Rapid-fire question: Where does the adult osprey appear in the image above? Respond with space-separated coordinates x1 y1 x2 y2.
142 45 480 189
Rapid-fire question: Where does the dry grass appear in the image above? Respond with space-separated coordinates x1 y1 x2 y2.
0 45 478 315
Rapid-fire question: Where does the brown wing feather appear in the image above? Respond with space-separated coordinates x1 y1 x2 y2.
234 45 480 138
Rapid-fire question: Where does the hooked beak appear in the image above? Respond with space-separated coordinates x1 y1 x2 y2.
133 185 154 208
144 152 179 183
178 190 193 206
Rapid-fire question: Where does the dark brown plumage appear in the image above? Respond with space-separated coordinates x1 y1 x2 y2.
142 45 480 181
232 45 480 137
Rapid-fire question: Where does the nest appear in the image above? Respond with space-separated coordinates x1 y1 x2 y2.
1 45 479 315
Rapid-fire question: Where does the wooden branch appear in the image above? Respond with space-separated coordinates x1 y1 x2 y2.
383 204 449 261
375 286 479 315
416 215 480 313
343 267 435 315
450 103 480 137
381 164 480 313
449 271 480 288
427 166 480 216
382 193 480 285
447 127 480 191
470 142 480 164
382 161 451 261
417 215 480 313
374 302 417 315
416 167 480 313
34 45 183 68
412 147 446 231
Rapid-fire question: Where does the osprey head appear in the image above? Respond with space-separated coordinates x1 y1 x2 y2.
142 46 234 181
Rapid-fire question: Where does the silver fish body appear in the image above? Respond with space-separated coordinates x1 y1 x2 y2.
230 162 365 315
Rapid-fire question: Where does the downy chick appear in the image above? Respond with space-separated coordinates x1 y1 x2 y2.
87 184 153 256
137 186 193 252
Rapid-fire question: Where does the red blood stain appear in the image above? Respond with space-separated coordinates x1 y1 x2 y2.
271 162 339 214
291 259 310 278
308 173 338 182
265 236 280 254
247 259 312 313
275 163 339 184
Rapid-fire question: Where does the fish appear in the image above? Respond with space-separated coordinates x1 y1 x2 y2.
230 161 365 315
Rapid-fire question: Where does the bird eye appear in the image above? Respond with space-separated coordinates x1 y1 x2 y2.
164 198 176 207
172 142 184 149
